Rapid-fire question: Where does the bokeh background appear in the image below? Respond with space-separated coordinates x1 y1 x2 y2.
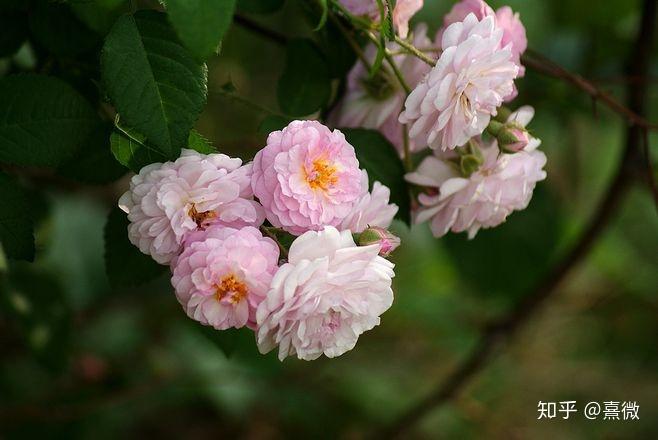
1 0 657 438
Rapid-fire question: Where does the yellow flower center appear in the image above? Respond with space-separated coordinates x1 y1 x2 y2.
188 204 217 228
214 274 248 304
306 159 338 191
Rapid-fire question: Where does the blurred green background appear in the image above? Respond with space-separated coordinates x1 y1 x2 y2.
1 0 657 438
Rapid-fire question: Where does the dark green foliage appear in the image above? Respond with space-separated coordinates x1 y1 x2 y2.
110 124 168 173
342 128 411 225
187 129 217 154
111 125 217 172
0 172 34 261
443 187 562 301
58 123 127 185
69 0 129 35
0 75 99 167
277 39 330 116
316 17 358 79
0 9 27 57
28 0 100 57
236 0 284 14
104 206 167 289
101 11 208 158
258 114 293 135
166 0 237 61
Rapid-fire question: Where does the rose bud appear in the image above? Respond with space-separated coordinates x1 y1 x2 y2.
357 226 401 257
498 126 530 153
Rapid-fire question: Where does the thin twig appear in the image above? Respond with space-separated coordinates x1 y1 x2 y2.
393 35 437 66
641 129 658 211
376 0 656 437
522 49 658 131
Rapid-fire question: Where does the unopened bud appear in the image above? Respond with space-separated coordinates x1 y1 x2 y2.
357 227 400 257
498 126 529 153
487 119 530 153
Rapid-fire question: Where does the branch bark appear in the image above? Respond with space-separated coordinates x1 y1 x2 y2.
376 0 657 437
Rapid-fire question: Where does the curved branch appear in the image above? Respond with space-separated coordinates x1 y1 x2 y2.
522 50 658 131
376 0 657 437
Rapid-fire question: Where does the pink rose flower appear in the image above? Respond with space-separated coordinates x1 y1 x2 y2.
495 6 527 76
251 121 363 235
405 106 546 238
329 25 433 154
118 149 265 264
440 0 494 35
399 14 518 151
439 0 527 77
392 0 424 39
171 226 280 331
339 0 379 19
499 126 530 153
256 226 395 361
339 0 423 38
339 171 398 233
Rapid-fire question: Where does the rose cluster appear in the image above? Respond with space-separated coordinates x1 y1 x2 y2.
119 121 399 361
334 0 546 238
119 0 548 361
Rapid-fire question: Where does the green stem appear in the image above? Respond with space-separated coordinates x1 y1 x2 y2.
393 35 437 66
384 50 411 94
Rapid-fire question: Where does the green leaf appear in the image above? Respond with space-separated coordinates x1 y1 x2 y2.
29 0 100 56
0 10 27 57
58 124 127 185
236 0 284 14
0 172 34 261
316 17 358 79
187 129 216 154
111 125 217 172
277 38 330 117
165 0 236 61
70 0 129 35
341 128 411 225
0 74 99 167
442 187 563 301
110 124 168 173
104 206 166 289
101 10 208 158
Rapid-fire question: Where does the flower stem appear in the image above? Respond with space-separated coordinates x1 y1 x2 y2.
393 35 437 67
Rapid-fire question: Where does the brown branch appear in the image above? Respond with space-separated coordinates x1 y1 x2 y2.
522 50 658 131
376 0 657 437
641 129 658 211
